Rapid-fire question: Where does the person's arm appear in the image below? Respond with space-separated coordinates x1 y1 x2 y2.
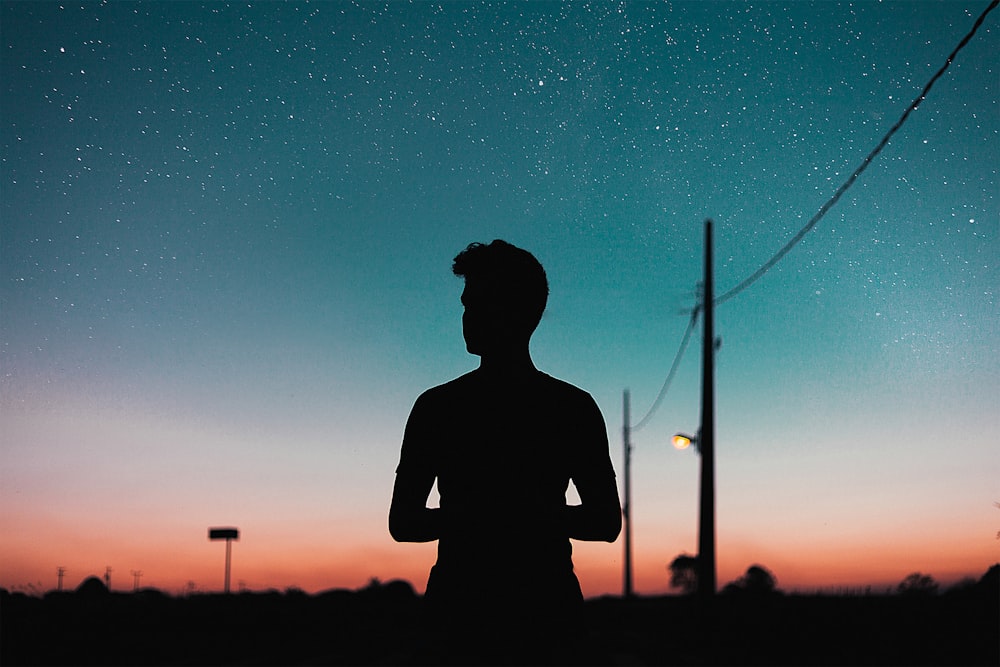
565 394 622 542
388 394 442 543
564 476 622 542
389 470 441 542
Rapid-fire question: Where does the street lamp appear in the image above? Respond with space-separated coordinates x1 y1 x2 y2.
672 432 698 451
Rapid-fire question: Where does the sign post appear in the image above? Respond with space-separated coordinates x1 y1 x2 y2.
208 527 239 593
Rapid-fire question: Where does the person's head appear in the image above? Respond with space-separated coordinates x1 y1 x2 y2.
452 240 548 356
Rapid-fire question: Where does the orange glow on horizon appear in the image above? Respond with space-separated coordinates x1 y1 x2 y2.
5 531 993 599
2 504 995 597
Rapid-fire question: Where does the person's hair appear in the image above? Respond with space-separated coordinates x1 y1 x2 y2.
452 240 549 334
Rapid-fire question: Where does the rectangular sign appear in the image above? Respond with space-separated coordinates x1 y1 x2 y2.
209 528 239 540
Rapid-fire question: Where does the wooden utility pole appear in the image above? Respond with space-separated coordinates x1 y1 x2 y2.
622 389 633 598
698 219 717 597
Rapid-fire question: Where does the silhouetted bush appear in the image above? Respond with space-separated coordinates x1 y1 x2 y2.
667 553 698 594
723 564 781 596
897 572 939 596
75 576 109 596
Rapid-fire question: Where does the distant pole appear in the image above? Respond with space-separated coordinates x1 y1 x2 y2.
105 566 113 591
131 570 143 592
623 389 633 598
697 219 717 597
57 567 66 592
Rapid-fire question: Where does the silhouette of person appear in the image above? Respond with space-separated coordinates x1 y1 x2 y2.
389 240 622 664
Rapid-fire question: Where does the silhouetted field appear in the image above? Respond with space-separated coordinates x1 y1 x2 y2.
2 579 997 665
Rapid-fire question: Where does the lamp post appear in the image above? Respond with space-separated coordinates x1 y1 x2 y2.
670 220 718 599
626 220 718 599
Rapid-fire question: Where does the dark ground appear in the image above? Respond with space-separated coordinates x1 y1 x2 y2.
2 582 997 666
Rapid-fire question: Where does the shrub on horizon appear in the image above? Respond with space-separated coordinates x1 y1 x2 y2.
896 572 939 596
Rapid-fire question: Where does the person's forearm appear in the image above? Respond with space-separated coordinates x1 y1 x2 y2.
389 506 442 543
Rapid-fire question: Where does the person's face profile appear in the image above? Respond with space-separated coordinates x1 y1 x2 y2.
461 283 487 355
461 282 509 356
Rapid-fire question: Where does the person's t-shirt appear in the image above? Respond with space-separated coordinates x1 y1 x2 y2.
396 367 616 605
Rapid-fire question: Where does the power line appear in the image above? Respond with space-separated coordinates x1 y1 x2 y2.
713 0 998 307
629 0 997 431
632 305 700 432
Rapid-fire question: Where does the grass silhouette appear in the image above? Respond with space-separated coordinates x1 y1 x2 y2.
2 567 997 665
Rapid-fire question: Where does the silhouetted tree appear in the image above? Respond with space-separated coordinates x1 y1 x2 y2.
723 564 779 595
76 576 108 596
743 565 778 593
382 579 417 601
358 577 417 603
896 572 938 596
668 554 698 594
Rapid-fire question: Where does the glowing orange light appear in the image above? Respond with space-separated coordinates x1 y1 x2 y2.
672 434 693 450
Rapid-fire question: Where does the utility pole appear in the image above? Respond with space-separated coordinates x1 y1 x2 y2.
697 219 717 597
622 389 633 598
57 567 66 592
131 570 143 592
105 566 113 591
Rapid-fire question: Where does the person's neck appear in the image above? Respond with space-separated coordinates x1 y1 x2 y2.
477 347 536 376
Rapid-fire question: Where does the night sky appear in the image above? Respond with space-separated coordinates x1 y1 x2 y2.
2 1 997 596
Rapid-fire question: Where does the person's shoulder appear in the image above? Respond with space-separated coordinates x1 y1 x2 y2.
415 371 478 404
536 373 609 438
536 372 596 404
